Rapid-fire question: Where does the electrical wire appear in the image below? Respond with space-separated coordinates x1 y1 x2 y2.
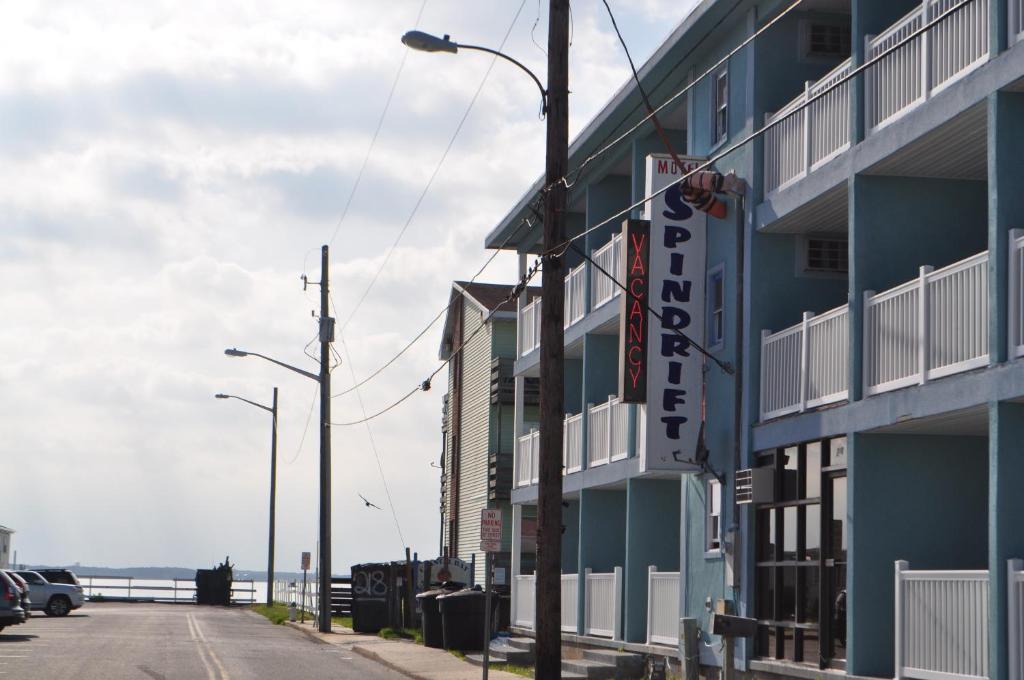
327 0 430 247
338 334 407 550
338 0 529 333
283 385 318 465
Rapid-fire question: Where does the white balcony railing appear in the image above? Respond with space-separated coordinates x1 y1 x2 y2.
864 251 988 395
565 263 586 329
1010 230 1024 359
1010 559 1024 680
764 58 852 193
584 567 623 640
586 396 628 467
519 296 541 357
514 574 536 629
515 430 540 488
866 0 989 132
636 403 646 456
591 233 623 310
760 304 850 420
561 574 579 633
646 567 680 647
1014 0 1024 42
894 561 989 680
564 412 583 474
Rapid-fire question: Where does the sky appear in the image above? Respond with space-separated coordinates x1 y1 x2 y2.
1 0 699 573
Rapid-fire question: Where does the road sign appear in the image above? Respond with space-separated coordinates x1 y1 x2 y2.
479 508 503 552
301 552 311 571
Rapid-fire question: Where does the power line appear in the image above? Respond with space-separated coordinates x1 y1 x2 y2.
283 385 318 465
327 0 430 247
338 0 529 333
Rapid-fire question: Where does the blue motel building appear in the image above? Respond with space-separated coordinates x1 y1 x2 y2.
483 0 1024 677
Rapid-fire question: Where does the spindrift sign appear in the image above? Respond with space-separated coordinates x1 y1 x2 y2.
640 154 707 473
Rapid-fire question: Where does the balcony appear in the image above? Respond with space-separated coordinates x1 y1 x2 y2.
760 248 997 421
587 395 629 468
518 234 622 358
764 0 990 196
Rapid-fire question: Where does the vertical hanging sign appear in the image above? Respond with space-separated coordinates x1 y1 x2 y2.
641 154 707 472
619 219 650 403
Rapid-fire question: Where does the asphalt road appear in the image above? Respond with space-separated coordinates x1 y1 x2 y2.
0 602 406 680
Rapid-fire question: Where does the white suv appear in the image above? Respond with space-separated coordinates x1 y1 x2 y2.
14 571 84 616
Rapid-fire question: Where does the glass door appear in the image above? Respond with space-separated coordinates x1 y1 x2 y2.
821 454 847 667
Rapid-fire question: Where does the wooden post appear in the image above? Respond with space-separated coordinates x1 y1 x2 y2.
723 637 735 680
680 617 699 680
405 547 414 629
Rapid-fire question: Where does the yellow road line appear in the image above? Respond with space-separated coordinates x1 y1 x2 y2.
186 613 217 680
190 614 231 680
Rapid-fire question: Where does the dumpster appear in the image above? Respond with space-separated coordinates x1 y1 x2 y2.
437 587 498 651
351 563 393 633
416 582 463 648
195 557 233 605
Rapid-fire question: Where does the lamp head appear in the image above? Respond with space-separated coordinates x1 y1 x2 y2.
401 30 458 54
224 348 248 357
215 393 229 399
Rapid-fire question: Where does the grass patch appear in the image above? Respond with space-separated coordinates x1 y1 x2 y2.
379 627 424 644
491 663 533 678
332 615 353 629
251 603 319 625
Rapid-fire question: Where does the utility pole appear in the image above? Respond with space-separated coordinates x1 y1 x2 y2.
267 386 278 607
536 2 569 678
318 244 334 633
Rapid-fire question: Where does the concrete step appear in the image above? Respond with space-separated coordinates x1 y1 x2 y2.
489 642 534 665
505 636 535 652
560 658 622 680
580 649 645 676
560 673 588 680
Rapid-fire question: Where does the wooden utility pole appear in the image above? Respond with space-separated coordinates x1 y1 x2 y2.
536 2 569 678
318 244 334 633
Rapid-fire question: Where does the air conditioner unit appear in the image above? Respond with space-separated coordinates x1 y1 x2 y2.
735 467 774 505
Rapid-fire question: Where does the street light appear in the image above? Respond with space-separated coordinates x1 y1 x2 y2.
215 389 278 607
402 12 569 676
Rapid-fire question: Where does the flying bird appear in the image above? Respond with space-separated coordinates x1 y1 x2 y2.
358 494 381 510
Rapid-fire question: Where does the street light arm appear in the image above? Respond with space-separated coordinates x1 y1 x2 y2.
218 394 274 414
457 43 548 113
227 348 320 382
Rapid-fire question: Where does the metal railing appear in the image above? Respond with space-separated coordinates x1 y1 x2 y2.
515 429 540 487
760 304 850 420
564 412 583 474
865 251 988 395
591 233 623 310
1010 559 1024 680
514 574 536 629
565 263 586 329
584 567 622 640
894 560 989 680
866 0 989 132
273 579 317 611
764 58 852 193
80 575 256 604
519 296 541 357
1010 230 1024 359
646 567 680 647
561 574 579 633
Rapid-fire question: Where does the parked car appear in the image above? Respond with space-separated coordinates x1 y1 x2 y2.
0 571 27 632
14 571 84 617
4 572 31 618
32 569 80 587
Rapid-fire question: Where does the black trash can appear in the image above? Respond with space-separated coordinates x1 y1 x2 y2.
416 586 452 648
437 587 499 651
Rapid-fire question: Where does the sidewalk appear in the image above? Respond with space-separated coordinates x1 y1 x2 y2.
283 620 526 680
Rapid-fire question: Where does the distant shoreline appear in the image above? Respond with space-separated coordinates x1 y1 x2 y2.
24 565 336 581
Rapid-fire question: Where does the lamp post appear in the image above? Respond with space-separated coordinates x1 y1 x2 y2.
215 389 278 607
402 10 569 677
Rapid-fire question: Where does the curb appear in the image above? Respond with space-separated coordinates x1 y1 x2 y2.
349 643 428 680
283 620 330 645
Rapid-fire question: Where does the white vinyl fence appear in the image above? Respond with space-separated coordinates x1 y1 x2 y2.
584 567 623 640
519 296 541 357
864 251 988 395
561 574 580 633
894 561 989 680
1009 230 1024 359
764 58 852 193
646 567 680 647
565 264 586 329
1013 0 1024 42
587 396 629 467
514 575 536 629
760 304 849 420
564 412 583 474
1010 559 1024 680
515 430 539 487
866 0 989 132
591 234 623 310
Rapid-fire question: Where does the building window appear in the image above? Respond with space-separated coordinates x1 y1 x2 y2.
708 264 725 349
801 21 851 60
798 236 848 278
706 478 722 553
712 69 728 146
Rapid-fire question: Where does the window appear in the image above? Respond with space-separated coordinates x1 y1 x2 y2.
708 265 725 350
712 69 728 146
798 236 848 277
706 478 722 553
801 21 851 60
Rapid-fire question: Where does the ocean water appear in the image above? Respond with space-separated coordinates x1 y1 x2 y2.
77 576 266 604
